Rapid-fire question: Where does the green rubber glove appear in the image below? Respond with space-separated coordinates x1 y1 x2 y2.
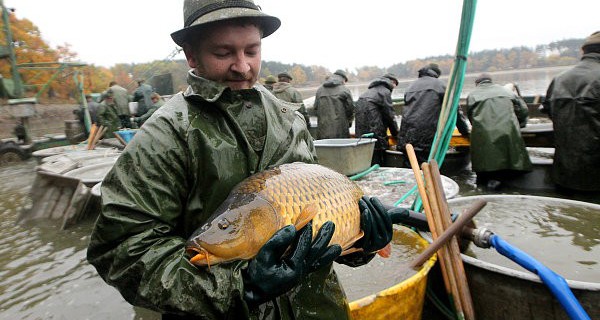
242 221 341 305
356 196 394 254
336 196 394 267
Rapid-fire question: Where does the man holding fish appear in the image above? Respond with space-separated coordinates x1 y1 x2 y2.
86 1 400 319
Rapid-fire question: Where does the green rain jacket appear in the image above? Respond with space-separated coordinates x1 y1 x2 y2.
97 100 121 134
110 84 131 116
272 82 310 127
466 82 532 173
87 70 351 320
313 74 355 139
542 52 600 191
355 77 399 151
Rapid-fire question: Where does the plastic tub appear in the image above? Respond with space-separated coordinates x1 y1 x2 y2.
114 129 138 143
314 138 376 176
447 195 600 319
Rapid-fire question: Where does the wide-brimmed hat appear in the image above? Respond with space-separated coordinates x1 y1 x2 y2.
171 0 281 47
582 31 600 48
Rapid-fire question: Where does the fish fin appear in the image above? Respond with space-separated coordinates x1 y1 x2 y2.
339 230 365 256
294 204 319 230
341 247 362 256
377 243 392 258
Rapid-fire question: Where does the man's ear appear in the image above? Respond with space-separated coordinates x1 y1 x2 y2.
183 43 197 68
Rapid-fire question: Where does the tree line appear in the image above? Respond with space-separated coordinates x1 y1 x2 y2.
0 11 584 103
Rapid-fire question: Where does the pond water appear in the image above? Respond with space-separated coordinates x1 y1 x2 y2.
298 65 570 100
0 160 160 320
448 196 600 283
334 227 427 302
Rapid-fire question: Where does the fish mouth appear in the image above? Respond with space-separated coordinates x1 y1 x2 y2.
186 246 211 267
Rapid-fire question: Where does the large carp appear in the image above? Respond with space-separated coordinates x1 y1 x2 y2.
186 162 368 267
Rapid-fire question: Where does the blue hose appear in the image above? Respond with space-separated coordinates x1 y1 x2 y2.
490 235 591 320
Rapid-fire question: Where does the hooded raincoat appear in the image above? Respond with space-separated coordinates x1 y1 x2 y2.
542 52 600 191
272 82 310 127
355 77 399 151
87 70 351 320
466 81 532 173
110 84 131 117
398 73 469 158
313 74 354 139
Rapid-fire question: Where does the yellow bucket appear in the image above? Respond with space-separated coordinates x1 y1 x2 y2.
349 229 437 320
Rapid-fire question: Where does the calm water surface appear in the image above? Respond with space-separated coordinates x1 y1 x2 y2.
448 196 600 282
299 66 571 100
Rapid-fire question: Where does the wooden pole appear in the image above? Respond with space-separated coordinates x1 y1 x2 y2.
87 123 98 150
422 162 465 318
429 160 476 320
90 126 106 150
113 132 127 146
410 199 486 268
405 144 452 291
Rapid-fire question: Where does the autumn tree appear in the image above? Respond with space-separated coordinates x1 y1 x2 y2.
1 10 105 101
290 65 307 85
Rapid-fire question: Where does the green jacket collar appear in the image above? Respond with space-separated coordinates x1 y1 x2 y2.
182 69 304 171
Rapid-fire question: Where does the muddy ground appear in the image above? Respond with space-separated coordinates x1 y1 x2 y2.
0 104 80 139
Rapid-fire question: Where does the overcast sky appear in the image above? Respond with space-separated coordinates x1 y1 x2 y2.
7 0 599 71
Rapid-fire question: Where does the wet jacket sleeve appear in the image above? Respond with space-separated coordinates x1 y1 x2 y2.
542 81 554 119
292 90 311 128
87 116 250 318
380 90 399 136
456 107 470 136
343 90 355 127
135 106 159 125
512 95 529 128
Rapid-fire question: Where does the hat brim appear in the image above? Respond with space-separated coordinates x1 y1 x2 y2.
171 7 281 46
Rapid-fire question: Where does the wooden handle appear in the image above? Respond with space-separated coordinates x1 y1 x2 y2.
423 163 465 318
87 124 98 150
90 126 106 150
406 144 455 311
410 200 486 268
429 160 476 320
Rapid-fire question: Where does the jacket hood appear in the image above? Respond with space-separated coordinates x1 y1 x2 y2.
368 77 394 91
323 74 345 88
417 67 439 78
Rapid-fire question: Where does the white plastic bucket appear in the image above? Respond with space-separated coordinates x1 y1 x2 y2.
128 102 138 115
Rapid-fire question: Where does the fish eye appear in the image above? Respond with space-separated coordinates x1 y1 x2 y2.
217 218 229 230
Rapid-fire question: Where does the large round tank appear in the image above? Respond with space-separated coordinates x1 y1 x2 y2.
448 195 600 319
